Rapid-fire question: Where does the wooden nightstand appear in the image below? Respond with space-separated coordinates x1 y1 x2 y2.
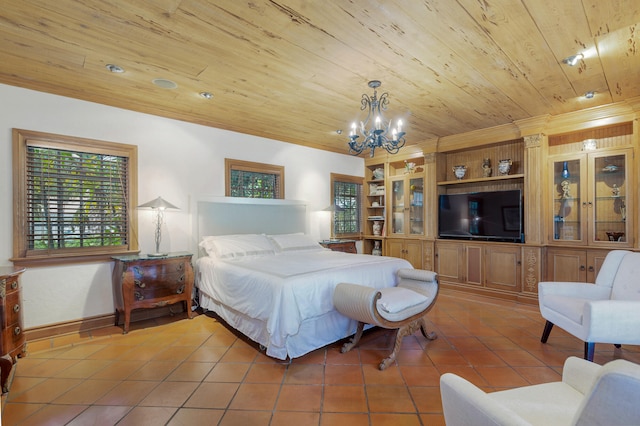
0 266 26 393
320 240 357 254
112 252 194 334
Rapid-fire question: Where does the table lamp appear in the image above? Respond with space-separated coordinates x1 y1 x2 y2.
138 196 179 256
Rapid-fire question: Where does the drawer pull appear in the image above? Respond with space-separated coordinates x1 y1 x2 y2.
11 281 18 290
134 291 144 301
176 284 185 294
135 279 146 288
14 326 21 336
176 263 184 272
178 274 185 283
13 304 20 313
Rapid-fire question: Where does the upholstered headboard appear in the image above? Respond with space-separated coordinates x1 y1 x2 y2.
190 195 307 257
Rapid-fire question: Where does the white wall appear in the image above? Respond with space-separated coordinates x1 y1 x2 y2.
0 83 363 329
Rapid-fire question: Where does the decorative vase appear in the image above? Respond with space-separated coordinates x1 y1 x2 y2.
373 220 382 236
561 161 570 179
372 167 384 180
498 159 512 176
372 240 382 256
453 165 467 180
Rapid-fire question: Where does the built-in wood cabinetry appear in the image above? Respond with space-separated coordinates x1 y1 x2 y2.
364 101 638 303
363 161 386 255
387 238 423 269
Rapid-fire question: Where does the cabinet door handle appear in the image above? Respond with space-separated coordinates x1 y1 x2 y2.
13 304 20 313
580 265 586 271
11 281 18 290
14 326 21 336
588 266 594 272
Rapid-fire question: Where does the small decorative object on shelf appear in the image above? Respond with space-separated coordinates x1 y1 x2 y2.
561 161 570 179
453 165 467 180
372 167 384 180
606 232 625 242
498 159 512 175
482 158 492 177
612 184 620 197
373 220 383 236
561 180 571 199
404 160 416 174
372 240 382 256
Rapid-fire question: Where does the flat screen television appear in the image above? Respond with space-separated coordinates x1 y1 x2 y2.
438 190 524 243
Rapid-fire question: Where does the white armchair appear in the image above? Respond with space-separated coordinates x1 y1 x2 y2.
440 356 640 426
539 250 640 361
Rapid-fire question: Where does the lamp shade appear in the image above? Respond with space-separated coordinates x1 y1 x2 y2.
138 196 179 210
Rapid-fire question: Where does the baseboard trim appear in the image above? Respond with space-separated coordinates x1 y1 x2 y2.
24 305 186 342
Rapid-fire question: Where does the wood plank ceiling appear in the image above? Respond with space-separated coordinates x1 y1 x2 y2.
0 1 639 155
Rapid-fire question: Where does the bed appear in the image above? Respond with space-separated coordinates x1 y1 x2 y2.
191 196 412 360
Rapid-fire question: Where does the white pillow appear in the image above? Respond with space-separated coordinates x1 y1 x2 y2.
268 233 324 252
199 234 275 258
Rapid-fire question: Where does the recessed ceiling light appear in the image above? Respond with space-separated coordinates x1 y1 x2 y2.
152 78 178 89
562 53 584 66
105 64 125 73
584 91 595 99
336 129 343 135
199 92 213 99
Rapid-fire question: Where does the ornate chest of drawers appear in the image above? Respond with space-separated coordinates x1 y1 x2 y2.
320 240 357 253
112 252 194 334
0 266 26 393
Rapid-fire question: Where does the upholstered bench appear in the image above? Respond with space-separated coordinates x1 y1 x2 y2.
333 268 439 370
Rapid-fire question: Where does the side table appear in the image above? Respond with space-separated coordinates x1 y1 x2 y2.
0 266 26 393
112 252 194 334
320 240 357 254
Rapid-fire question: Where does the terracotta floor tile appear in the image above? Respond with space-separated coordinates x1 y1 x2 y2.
370 413 422 426
219 409 272 426
322 385 367 412
324 364 364 385
475 366 529 388
116 406 178 426
66 405 132 425
53 359 113 379
321 412 370 426
366 385 416 413
138 380 199 407
205 362 251 383
167 408 225 425
399 365 441 387
6 291 633 425
184 382 239 409
53 379 120 405
284 363 325 385
276 384 322 411
165 361 215 381
94 380 160 406
10 378 83 403
228 383 280 410
127 360 181 381
11 403 87 425
409 386 443 413
271 410 320 426
244 362 287 383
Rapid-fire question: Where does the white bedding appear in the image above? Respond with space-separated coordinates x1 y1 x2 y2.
196 250 412 359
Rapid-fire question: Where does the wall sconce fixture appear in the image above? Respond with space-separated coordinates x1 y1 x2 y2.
347 80 406 157
562 53 583 66
138 196 179 256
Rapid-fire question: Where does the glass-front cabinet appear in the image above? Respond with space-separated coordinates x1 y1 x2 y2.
549 148 632 247
390 174 424 236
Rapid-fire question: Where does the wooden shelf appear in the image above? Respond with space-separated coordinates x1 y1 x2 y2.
437 174 524 186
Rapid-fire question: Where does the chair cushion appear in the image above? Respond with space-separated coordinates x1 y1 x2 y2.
544 295 589 324
611 253 640 301
376 287 429 322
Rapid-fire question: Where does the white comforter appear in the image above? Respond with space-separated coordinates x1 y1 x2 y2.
196 250 411 359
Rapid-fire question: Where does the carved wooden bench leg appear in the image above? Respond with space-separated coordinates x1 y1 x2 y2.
341 321 365 353
419 317 438 341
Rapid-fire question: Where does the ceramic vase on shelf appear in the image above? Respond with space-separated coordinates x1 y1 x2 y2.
498 159 512 176
453 165 467 180
561 161 570 179
373 220 382 236
372 240 382 256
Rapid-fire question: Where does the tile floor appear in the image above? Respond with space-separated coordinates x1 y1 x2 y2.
3 290 639 425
